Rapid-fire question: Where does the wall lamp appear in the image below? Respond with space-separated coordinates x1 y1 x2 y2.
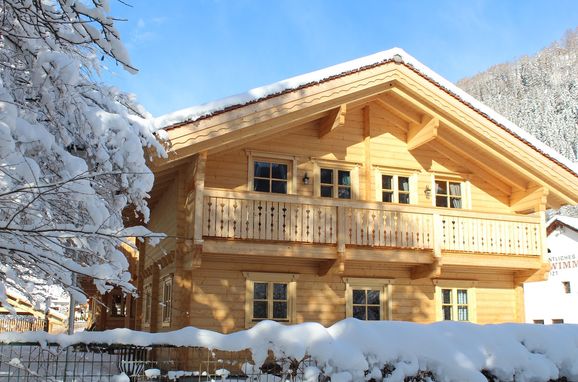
424 185 432 199
302 173 310 185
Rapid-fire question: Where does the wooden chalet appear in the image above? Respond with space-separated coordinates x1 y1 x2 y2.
136 49 578 333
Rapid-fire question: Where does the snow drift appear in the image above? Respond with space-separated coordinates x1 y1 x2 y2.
2 319 577 382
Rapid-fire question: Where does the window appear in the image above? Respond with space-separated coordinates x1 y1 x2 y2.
434 280 476 322
161 276 173 325
552 319 564 324
143 285 152 325
562 281 571 294
243 272 298 327
109 289 125 317
320 168 351 199
533 319 545 324
381 175 410 204
441 289 469 321
253 160 288 194
435 180 462 208
344 278 392 321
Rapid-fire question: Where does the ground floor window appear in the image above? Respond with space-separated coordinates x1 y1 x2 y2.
243 272 298 327
143 285 152 326
434 280 477 322
344 278 392 321
161 276 173 326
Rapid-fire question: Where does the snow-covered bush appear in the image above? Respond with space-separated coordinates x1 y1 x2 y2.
0 0 165 309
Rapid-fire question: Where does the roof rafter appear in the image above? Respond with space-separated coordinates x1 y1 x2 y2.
319 104 347 138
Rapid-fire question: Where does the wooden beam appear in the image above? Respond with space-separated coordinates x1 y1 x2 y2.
411 259 442 279
192 151 207 246
202 239 338 260
363 105 373 200
437 134 527 192
510 185 549 213
375 93 422 123
407 115 439 151
319 104 347 138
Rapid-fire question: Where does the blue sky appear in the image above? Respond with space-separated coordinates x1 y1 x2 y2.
104 0 578 117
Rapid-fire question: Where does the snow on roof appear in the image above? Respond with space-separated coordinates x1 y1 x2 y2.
548 215 578 232
154 48 578 177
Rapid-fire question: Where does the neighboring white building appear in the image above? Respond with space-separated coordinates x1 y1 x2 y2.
524 216 578 324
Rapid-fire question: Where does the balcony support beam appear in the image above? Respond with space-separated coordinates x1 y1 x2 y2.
411 258 442 280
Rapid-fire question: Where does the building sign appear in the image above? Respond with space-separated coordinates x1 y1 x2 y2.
549 253 578 277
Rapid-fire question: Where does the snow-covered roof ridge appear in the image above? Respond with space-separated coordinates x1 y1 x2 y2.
154 48 578 177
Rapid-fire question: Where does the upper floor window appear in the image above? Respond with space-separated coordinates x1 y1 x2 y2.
320 168 351 199
254 161 288 194
435 180 462 208
563 281 571 294
382 175 410 204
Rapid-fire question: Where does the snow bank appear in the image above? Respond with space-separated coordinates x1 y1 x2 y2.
2 319 578 382
155 48 577 176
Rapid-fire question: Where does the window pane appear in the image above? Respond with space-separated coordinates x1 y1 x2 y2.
353 306 366 320
457 290 468 304
254 283 268 300
320 168 333 184
442 289 452 304
338 171 351 186
254 161 270 178
450 197 462 209
273 302 288 319
449 182 461 196
398 177 409 191
435 181 447 194
436 195 448 207
271 180 287 194
253 301 267 319
442 306 452 320
352 289 366 304
399 193 410 204
254 179 270 192
367 290 380 305
271 163 288 180
382 175 393 190
458 306 469 321
367 306 381 321
338 187 351 199
321 185 333 198
382 192 393 203
273 283 287 300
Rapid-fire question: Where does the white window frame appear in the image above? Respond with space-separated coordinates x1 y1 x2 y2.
312 158 360 199
344 278 392 321
431 174 471 209
161 276 173 326
434 280 477 322
243 272 299 328
246 150 297 194
373 167 418 204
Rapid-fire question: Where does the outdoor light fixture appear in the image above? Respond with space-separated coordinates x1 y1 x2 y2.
302 173 310 185
424 185 432 199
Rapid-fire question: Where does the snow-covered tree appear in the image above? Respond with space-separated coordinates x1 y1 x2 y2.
0 0 166 309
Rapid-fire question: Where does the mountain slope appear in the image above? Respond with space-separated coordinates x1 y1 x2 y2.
457 28 578 162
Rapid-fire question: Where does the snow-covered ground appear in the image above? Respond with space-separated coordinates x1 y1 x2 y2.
1 319 578 382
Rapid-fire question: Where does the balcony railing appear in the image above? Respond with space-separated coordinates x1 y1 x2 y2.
201 188 543 256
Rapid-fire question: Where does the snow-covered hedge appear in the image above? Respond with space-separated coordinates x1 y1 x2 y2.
1 319 577 382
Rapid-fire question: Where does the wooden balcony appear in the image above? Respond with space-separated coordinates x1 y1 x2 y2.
201 188 543 257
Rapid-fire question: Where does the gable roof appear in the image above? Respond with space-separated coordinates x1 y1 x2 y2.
547 216 578 235
155 48 578 178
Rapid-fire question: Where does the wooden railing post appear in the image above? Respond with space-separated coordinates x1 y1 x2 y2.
432 213 442 258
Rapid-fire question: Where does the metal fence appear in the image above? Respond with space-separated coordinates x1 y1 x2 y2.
0 342 315 381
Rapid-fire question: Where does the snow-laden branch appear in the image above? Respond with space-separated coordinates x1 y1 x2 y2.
0 1 166 309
